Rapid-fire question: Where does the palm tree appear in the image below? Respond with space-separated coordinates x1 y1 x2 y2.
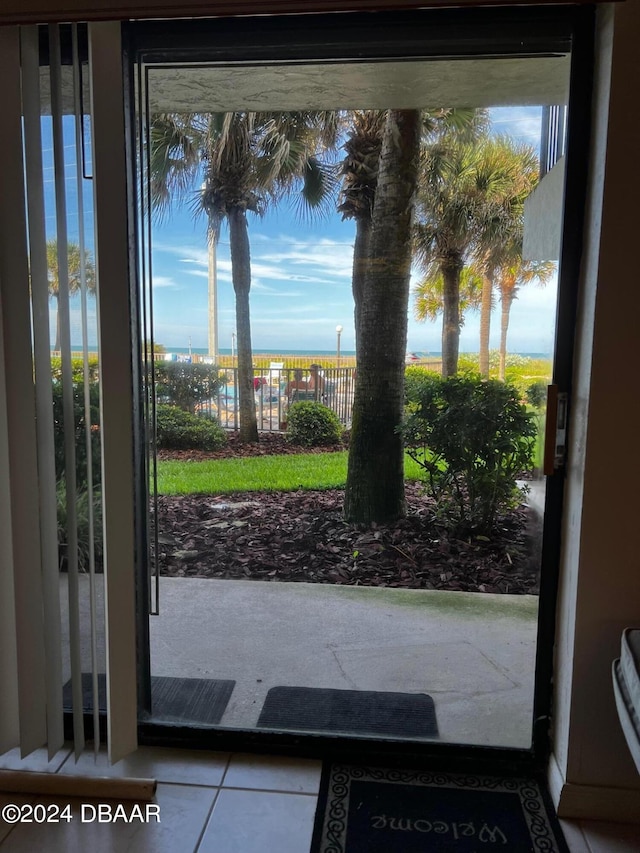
344 109 421 524
496 257 556 380
341 109 487 524
473 138 540 377
150 110 339 442
337 110 385 354
47 239 96 352
414 128 514 378
339 109 486 356
413 263 483 326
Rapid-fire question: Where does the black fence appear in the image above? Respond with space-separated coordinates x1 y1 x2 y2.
196 366 356 432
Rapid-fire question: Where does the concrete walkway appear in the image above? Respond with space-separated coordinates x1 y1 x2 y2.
61 575 538 748
149 579 538 749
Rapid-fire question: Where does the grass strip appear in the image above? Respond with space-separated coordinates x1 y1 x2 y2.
156 450 425 495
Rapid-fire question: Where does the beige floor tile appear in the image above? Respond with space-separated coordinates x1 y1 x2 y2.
223 754 322 794
58 746 230 787
198 788 317 853
0 783 216 853
579 819 640 853
0 746 72 774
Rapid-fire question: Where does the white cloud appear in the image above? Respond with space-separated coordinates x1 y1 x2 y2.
260 236 354 280
489 106 543 151
152 275 181 289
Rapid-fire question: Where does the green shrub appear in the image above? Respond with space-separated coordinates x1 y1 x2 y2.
402 374 536 535
286 401 344 447
152 361 226 413
56 480 103 572
156 404 227 450
50 357 100 384
526 380 547 409
404 365 440 400
52 377 101 491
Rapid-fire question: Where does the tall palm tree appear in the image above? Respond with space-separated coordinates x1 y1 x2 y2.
337 110 385 354
344 109 421 524
339 108 487 356
496 256 556 380
413 263 483 326
46 239 96 352
150 110 339 442
414 129 515 378
473 138 540 377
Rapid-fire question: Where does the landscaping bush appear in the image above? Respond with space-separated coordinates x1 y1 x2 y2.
286 401 344 447
402 373 536 535
56 479 103 572
156 404 227 451
404 365 440 400
526 380 548 409
152 361 226 413
50 356 100 384
52 376 101 491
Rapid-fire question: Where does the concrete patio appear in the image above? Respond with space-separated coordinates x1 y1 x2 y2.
148 579 539 749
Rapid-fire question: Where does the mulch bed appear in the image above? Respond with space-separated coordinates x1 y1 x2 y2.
154 434 540 595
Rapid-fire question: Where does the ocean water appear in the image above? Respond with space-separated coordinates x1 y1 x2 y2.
163 347 551 359
62 346 551 359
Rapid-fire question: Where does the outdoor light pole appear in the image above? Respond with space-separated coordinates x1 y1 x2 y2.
231 332 236 368
336 324 343 368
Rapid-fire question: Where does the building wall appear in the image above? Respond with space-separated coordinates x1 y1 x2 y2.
551 0 640 819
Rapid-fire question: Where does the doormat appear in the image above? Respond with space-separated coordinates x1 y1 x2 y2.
257 687 438 738
63 673 235 726
311 764 569 853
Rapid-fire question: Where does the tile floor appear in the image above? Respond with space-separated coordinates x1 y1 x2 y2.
0 745 639 852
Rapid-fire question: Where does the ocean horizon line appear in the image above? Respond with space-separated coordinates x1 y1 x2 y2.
148 347 552 359
59 346 552 359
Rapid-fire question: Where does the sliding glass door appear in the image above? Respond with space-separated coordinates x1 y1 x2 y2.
127 7 591 756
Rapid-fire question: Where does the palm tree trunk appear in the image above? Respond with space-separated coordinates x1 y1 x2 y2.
351 214 372 357
478 273 492 377
499 289 514 381
228 207 258 443
344 109 421 525
441 259 462 378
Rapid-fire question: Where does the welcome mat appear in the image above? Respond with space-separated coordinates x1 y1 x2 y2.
257 687 438 738
63 673 235 726
311 764 569 853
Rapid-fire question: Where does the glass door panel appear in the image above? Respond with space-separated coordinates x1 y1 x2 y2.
132 14 572 750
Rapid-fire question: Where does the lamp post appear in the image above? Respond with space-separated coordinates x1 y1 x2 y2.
231 332 236 368
336 324 343 368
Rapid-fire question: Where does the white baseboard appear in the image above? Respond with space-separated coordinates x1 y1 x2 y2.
548 752 640 823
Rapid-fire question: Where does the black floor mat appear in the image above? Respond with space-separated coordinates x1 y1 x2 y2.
257 686 438 738
311 764 569 853
63 673 235 726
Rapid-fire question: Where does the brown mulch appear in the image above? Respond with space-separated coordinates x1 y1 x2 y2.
154 432 540 595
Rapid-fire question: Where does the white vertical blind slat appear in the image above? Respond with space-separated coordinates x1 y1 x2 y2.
72 23 102 758
50 24 86 759
0 281 20 756
89 21 139 764
0 26 48 757
21 25 66 760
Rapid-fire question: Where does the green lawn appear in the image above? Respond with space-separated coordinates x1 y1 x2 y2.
156 450 425 495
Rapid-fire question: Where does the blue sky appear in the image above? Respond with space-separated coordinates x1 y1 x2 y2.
46 106 559 356
148 105 559 356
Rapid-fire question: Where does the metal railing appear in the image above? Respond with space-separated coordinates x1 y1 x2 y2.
197 366 357 432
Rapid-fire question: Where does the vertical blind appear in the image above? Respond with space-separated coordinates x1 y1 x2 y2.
0 22 138 764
